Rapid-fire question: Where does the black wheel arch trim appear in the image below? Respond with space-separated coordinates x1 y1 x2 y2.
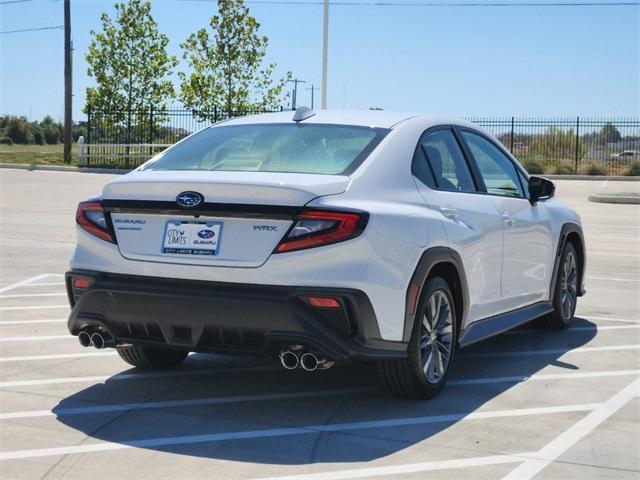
403 246 469 343
550 222 586 302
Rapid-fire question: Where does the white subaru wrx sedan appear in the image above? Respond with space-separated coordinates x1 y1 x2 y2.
66 108 585 398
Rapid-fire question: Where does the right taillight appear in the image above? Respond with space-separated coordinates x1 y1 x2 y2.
75 199 115 243
274 209 368 253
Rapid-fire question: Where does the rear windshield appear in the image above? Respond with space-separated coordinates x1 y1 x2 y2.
143 123 388 175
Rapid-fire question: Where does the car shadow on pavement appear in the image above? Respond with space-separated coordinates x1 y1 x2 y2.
53 317 598 465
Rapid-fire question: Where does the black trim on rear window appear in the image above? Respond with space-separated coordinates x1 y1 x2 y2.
143 123 390 176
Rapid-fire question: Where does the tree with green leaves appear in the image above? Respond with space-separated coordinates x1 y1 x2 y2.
85 0 177 141
179 0 290 120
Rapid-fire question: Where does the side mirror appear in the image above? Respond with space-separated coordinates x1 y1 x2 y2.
528 176 555 205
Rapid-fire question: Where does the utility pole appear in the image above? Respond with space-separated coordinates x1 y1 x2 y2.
63 0 72 164
287 78 306 109
306 84 320 109
321 0 329 109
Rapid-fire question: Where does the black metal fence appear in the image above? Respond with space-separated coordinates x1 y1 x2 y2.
468 117 640 175
84 108 640 174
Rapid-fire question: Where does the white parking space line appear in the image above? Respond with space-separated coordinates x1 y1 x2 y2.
462 344 640 358
501 378 640 480
589 252 640 258
0 305 69 311
0 335 71 343
2 370 637 414
19 282 65 288
506 325 640 335
252 453 532 480
0 275 52 295
0 351 116 363
0 293 67 299
0 319 67 326
0 387 377 420
0 365 280 388
0 403 600 461
447 369 640 387
582 315 640 324
585 276 640 283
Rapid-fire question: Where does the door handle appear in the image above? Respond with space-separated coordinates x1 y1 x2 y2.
501 212 515 227
440 207 458 220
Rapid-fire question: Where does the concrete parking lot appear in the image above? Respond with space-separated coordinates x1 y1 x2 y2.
0 169 638 480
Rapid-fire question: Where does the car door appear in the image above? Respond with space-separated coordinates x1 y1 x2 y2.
412 126 504 326
459 129 554 312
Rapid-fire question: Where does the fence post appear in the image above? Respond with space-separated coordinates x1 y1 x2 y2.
86 105 92 167
77 136 86 167
510 116 515 152
574 116 580 173
214 106 218 123
149 105 154 158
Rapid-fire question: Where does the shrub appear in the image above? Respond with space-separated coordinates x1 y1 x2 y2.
578 163 608 176
625 161 640 176
31 125 45 145
520 158 544 174
5 116 32 144
0 136 13 145
551 161 575 175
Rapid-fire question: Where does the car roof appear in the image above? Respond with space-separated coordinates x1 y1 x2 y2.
218 109 465 130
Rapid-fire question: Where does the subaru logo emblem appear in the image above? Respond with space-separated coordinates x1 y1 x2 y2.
176 191 203 208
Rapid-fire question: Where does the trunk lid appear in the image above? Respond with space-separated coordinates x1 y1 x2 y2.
103 171 350 268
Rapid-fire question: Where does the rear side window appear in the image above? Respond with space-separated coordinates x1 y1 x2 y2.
418 129 476 192
144 124 387 175
461 131 525 198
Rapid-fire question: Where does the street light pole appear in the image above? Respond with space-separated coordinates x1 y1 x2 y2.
63 0 72 164
321 0 329 109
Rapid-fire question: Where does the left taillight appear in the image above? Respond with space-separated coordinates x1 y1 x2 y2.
274 209 368 253
75 199 115 243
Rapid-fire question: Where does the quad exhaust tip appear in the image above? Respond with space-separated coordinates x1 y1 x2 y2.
77 331 91 347
90 332 106 349
300 352 319 372
279 347 334 371
279 350 299 370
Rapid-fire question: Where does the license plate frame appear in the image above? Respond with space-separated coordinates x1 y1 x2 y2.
161 220 223 256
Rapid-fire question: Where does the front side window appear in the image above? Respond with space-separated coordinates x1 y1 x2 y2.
420 129 476 192
144 124 387 175
461 131 525 197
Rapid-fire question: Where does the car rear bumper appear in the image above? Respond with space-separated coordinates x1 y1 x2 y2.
65 270 407 362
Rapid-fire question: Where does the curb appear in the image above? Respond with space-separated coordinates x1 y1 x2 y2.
0 163 131 175
546 175 639 181
588 194 640 205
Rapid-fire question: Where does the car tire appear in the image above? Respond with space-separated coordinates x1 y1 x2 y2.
116 345 189 370
378 276 458 399
537 241 579 330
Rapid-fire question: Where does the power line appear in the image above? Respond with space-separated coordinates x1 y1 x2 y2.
176 0 639 6
0 0 51 5
0 25 63 34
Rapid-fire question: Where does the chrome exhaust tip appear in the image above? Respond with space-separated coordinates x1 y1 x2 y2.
300 352 319 372
78 331 91 347
90 332 106 349
279 350 299 370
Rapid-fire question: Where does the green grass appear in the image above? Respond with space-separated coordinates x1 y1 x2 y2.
0 144 78 166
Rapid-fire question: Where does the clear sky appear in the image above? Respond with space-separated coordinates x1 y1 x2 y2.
1 0 638 121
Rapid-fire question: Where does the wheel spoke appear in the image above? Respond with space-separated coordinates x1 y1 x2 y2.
422 347 433 375
435 339 450 358
422 313 432 334
435 303 451 331
433 347 444 377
